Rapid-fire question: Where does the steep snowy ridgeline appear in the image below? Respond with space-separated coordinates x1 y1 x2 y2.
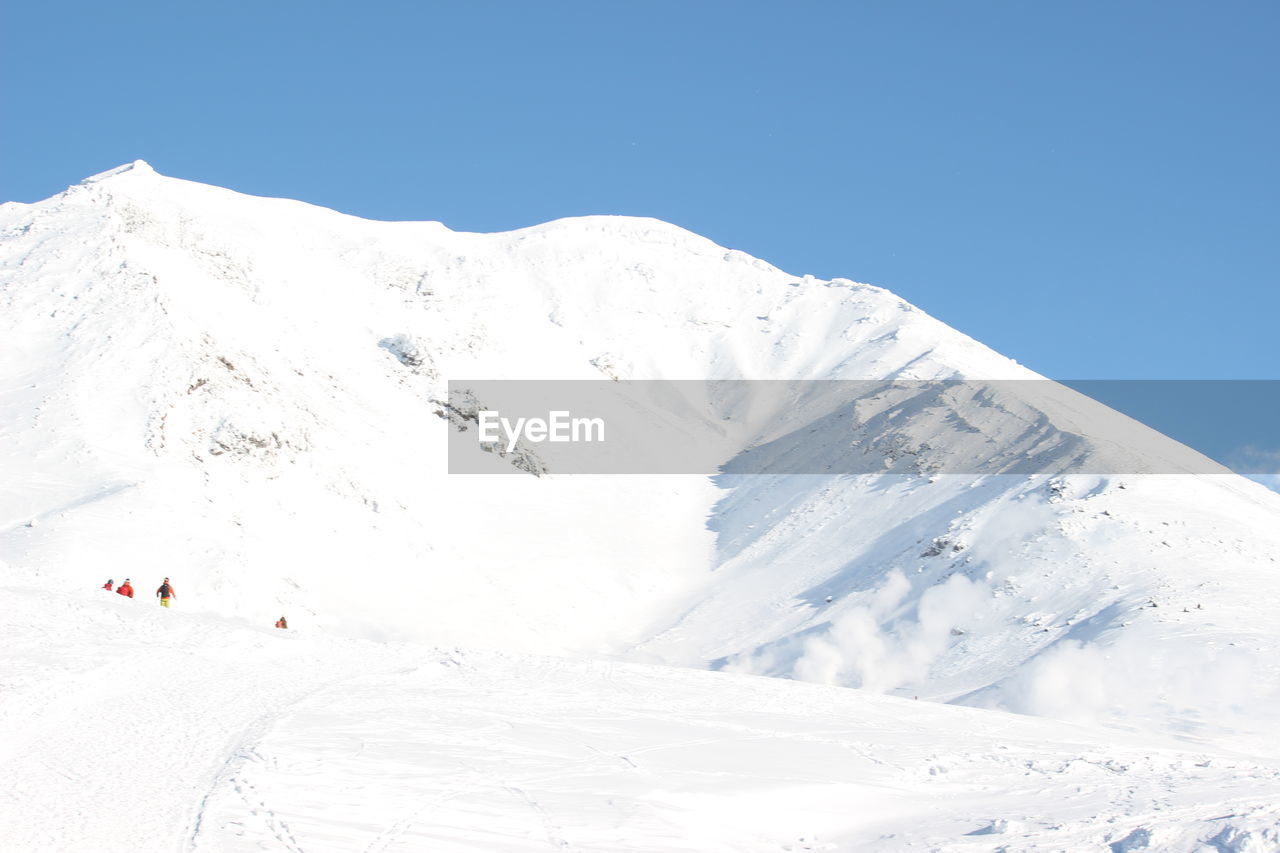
2 161 1279 744
1 583 1278 853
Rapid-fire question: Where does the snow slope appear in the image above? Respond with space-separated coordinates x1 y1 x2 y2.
2 163 1280 848
3 582 1278 853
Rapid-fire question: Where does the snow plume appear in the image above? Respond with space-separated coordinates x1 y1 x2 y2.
734 570 992 693
990 633 1273 733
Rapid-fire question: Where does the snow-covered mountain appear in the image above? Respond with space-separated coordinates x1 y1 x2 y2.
3 162 1280 850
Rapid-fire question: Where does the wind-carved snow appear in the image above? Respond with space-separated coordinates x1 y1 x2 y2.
1 163 1279 851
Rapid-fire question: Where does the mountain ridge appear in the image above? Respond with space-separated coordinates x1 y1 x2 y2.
1 165 1278 748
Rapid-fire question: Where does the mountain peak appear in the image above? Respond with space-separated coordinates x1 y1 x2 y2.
80 159 157 185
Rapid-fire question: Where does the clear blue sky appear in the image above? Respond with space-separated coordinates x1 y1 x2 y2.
2 1 1277 382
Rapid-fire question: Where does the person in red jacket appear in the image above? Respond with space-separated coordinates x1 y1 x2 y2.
156 577 176 608
275 616 288 629
117 579 134 598
102 579 114 591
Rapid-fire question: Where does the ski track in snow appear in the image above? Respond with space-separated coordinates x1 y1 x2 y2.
0 587 423 853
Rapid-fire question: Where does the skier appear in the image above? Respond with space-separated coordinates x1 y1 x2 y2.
117 579 134 598
275 616 288 629
156 577 176 608
102 579 114 591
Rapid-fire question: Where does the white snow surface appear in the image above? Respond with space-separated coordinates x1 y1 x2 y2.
2 162 1280 850
4 584 1279 853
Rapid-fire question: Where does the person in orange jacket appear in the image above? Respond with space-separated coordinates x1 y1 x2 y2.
275 616 288 629
102 579 114 591
117 579 134 598
156 577 176 608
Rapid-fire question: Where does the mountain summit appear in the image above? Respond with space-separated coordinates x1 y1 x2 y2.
78 159 157 184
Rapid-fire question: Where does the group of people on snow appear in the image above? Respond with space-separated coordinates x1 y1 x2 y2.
101 577 288 629
103 576 174 605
